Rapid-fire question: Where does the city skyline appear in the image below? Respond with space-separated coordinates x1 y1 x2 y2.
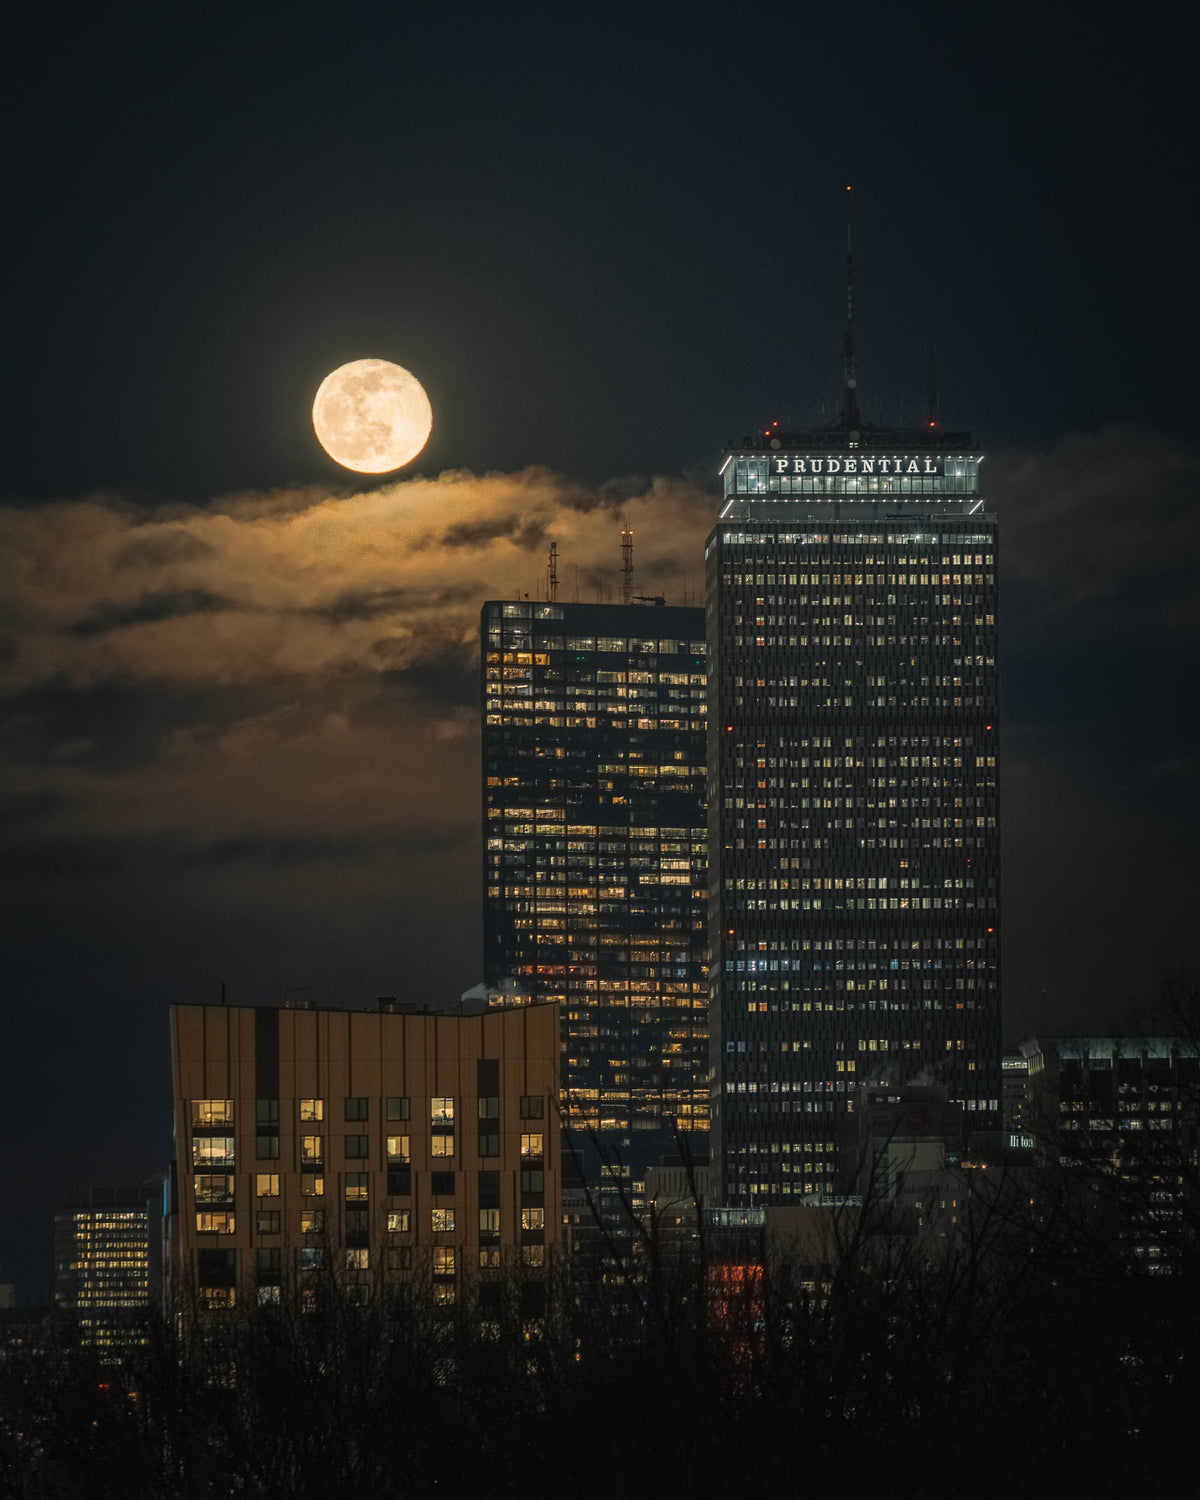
1 3 1196 1304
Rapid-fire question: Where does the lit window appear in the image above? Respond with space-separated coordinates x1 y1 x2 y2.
299 1135 323 1162
196 1212 235 1234
346 1248 369 1270
300 1209 325 1233
386 1135 410 1162
194 1174 234 1204
433 1248 456 1276
521 1208 544 1231
344 1173 369 1201
299 1099 324 1122
431 1135 455 1158
191 1100 234 1127
432 1208 456 1233
301 1175 324 1197
521 1245 545 1267
431 1097 455 1124
520 1133 544 1160
255 1174 280 1198
192 1137 234 1167
387 1210 410 1233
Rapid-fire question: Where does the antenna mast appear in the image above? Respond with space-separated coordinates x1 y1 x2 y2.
925 349 939 432
548 540 559 603
839 184 862 432
621 526 633 606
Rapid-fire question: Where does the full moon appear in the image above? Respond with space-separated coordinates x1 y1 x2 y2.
312 358 433 473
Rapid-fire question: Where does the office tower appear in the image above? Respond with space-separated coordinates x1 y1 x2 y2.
708 409 1001 1204
480 598 708 1188
53 1182 162 1352
168 998 559 1313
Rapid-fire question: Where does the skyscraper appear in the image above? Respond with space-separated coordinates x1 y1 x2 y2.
481 598 709 1188
53 1182 162 1352
707 412 1001 1204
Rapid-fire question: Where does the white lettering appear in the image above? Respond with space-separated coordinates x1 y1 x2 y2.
827 459 840 473
906 459 920 473
924 459 936 473
774 458 789 473
793 459 807 474
878 460 891 473
844 459 857 473
860 459 874 473
810 460 823 473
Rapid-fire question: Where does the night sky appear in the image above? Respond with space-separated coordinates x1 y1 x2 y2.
2 2 1196 1296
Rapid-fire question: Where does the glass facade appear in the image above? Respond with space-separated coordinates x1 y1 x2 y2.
708 442 1001 1204
481 600 709 1179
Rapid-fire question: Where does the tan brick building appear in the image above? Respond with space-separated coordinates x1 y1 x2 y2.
168 999 560 1311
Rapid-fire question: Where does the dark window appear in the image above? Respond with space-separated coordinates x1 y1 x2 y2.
344 1207 369 1234
478 1131 500 1158
388 1246 413 1271
197 1249 236 1286
256 1135 280 1159
256 1210 281 1234
387 1167 412 1196
386 1097 410 1121
344 1135 369 1159
520 1169 544 1196
519 1096 545 1119
478 1171 500 1208
478 1096 500 1119
256 1099 280 1125
477 1059 500 1096
431 1171 455 1196
344 1097 368 1121
256 1248 281 1281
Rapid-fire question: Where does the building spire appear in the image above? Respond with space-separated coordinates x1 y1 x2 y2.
839 184 862 432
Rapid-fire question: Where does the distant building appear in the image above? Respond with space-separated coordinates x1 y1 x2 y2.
1018 1035 1200 1145
848 1082 965 1236
53 1182 162 1353
707 418 1001 1205
1019 1034 1200 1273
480 598 709 1190
168 999 560 1314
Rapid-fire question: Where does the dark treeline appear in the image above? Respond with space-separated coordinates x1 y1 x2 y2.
3 1139 1200 1500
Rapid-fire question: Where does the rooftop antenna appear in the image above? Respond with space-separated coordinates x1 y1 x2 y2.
548 540 559 603
839 184 862 434
621 525 633 606
925 349 939 433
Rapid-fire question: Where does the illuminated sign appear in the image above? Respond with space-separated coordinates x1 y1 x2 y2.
768 455 945 476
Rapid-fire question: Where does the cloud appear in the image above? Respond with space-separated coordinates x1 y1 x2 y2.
0 467 712 884
0 468 712 692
